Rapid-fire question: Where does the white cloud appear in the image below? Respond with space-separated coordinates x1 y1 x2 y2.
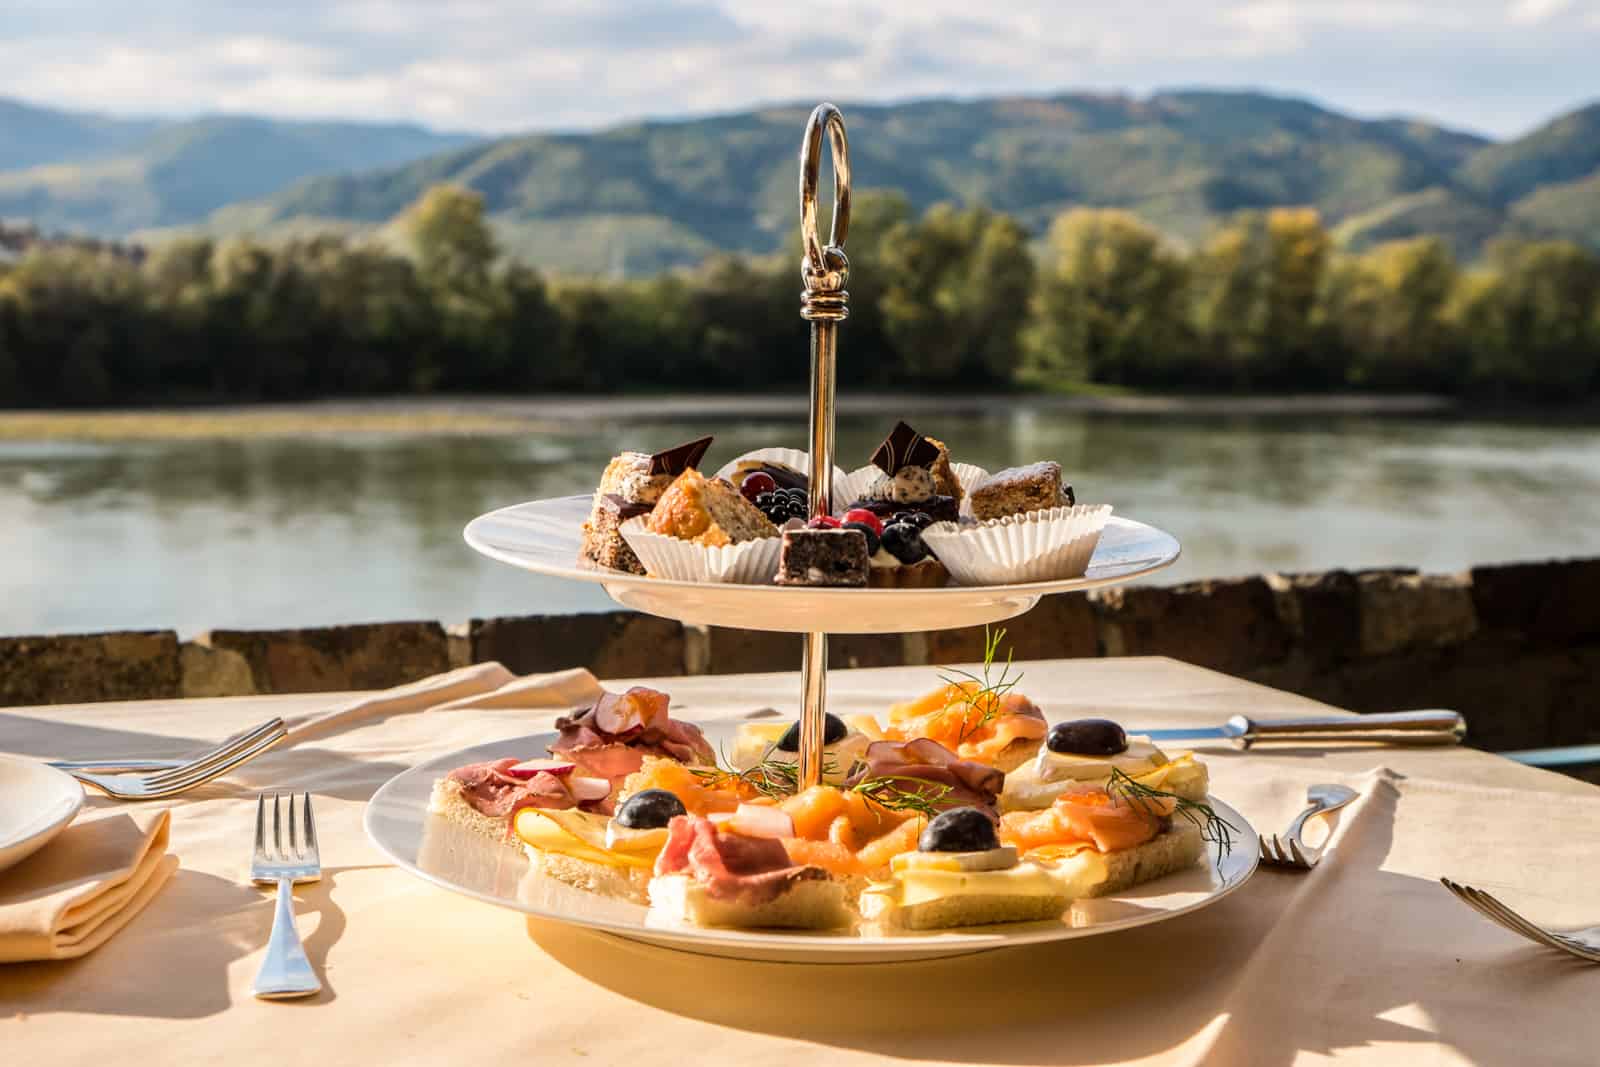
0 1 1594 138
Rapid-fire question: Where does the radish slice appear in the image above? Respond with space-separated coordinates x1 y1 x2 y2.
569 777 612 802
505 759 577 780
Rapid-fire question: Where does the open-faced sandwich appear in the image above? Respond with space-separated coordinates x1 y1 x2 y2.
1000 718 1208 810
648 813 851 930
859 807 1073 930
884 681 1047 774
513 787 687 904
728 712 871 784
581 436 713 574
428 685 713 847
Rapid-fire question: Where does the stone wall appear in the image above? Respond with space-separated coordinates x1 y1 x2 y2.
4 557 1596 757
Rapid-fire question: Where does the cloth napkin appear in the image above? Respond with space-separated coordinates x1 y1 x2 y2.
0 809 175 963
279 663 606 743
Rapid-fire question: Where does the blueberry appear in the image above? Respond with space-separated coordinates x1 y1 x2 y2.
919 807 1000 853
879 522 928 564
891 511 932 529
756 492 777 507
1046 718 1128 757
775 712 849 752
614 788 687 829
843 520 880 555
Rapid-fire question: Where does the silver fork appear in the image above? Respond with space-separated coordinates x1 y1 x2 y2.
251 793 323 999
1259 783 1360 870
53 718 287 800
1440 878 1600 963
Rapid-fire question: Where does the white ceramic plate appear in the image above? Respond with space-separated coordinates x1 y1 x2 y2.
365 722 1257 964
0 755 85 874
463 495 1180 633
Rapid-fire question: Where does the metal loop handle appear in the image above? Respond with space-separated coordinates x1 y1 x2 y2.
798 103 851 295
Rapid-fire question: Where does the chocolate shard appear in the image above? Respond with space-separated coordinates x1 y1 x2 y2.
870 421 942 475
649 435 714 476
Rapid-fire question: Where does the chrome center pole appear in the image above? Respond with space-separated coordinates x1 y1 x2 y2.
796 103 850 791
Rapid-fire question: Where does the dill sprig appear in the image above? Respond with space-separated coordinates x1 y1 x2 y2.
688 747 842 801
849 775 952 819
936 625 1022 744
1104 766 1237 865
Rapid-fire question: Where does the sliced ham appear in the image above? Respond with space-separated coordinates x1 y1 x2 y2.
447 758 582 818
552 687 715 787
655 815 825 903
845 738 1005 817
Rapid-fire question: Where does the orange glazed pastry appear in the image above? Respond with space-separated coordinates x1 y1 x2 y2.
645 469 776 548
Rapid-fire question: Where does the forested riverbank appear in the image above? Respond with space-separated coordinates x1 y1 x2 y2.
2 184 1598 409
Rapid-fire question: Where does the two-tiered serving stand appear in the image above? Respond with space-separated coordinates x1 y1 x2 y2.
371 105 1235 964
464 104 1181 790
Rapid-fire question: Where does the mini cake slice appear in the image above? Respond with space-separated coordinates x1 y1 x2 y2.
970 461 1075 521
581 436 713 572
776 527 869 586
646 468 777 547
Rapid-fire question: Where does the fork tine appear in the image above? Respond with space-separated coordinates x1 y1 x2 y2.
288 793 300 857
1287 838 1310 868
1461 885 1571 952
144 718 284 786
303 793 318 862
153 725 287 793
1441 879 1515 933
272 793 284 862
254 793 267 860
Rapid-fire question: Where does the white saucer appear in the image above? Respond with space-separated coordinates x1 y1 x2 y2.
0 755 86 874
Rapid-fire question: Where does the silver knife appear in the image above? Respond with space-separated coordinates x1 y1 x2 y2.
1135 709 1466 749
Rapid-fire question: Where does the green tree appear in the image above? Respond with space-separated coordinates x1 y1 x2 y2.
1321 238 1461 389
1025 209 1190 386
878 203 1034 385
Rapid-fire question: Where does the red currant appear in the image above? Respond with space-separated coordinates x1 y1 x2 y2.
841 508 884 535
806 515 842 529
740 471 777 502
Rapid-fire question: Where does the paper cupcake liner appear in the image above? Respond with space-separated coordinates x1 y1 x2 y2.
838 463 991 517
619 516 782 584
922 504 1113 585
711 448 849 504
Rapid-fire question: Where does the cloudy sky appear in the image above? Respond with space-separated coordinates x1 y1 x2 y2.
1 0 1596 139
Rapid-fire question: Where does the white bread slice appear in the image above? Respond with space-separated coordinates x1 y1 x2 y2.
862 884 1071 931
1063 819 1206 898
648 872 851 929
988 736 1043 773
527 847 651 904
428 777 521 849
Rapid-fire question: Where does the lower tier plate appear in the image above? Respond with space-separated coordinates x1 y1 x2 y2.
365 722 1258 964
462 495 1181 632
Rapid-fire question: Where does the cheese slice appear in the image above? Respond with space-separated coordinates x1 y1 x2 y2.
515 809 656 869
1032 737 1167 782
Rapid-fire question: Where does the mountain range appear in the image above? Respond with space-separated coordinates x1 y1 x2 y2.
2 90 1598 274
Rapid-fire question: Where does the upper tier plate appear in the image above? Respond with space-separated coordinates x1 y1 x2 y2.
464 495 1180 633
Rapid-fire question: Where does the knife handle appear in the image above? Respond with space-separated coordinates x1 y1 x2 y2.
1232 709 1466 749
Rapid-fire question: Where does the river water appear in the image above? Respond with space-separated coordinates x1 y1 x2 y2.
1 407 1596 636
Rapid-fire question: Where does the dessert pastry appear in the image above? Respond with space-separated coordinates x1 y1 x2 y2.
428 757 612 849
921 502 1114 586
845 421 962 523
775 526 869 586
514 788 686 903
581 436 713 574
644 468 776 547
845 508 949 587
649 814 851 929
730 712 871 783
1000 786 1206 898
885 683 1047 772
970 461 1074 521
859 808 1072 930
551 687 716 801
1001 719 1209 810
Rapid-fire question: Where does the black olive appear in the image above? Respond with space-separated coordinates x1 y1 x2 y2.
1046 718 1128 756
775 712 848 752
614 788 686 829
919 807 1000 853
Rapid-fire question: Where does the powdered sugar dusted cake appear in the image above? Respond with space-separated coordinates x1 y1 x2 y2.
970 461 1075 521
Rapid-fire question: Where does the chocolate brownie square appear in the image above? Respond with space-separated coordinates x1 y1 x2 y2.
775 528 869 587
